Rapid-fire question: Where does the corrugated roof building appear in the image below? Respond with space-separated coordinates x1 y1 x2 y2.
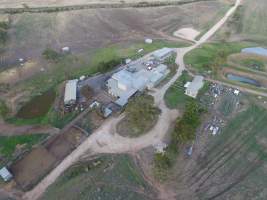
0 167 13 182
64 79 78 105
185 75 204 98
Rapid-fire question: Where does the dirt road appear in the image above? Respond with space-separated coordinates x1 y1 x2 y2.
23 1 242 199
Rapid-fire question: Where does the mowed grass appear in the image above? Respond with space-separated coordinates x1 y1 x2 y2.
196 105 267 199
164 71 193 109
40 155 155 200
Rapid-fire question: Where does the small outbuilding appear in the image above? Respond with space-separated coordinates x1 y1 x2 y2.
64 79 78 105
145 38 153 44
185 75 204 98
0 167 13 182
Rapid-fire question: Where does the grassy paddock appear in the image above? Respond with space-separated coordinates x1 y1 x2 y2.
0 134 47 167
198 105 267 199
41 155 154 200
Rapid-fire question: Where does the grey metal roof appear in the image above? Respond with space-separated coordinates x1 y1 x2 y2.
186 76 204 96
242 47 267 57
115 89 137 107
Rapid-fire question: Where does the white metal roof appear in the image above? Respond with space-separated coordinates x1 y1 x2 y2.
0 167 12 182
186 76 204 98
64 79 78 104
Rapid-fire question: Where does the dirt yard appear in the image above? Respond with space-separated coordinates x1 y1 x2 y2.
10 127 86 191
173 27 200 41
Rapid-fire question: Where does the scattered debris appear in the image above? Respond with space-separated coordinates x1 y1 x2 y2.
18 58 24 63
233 89 240 96
89 101 100 109
153 142 167 153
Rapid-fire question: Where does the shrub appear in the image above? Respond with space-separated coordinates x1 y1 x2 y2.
42 48 62 62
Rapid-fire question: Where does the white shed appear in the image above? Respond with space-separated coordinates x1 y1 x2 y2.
64 79 78 105
185 76 204 98
0 167 13 182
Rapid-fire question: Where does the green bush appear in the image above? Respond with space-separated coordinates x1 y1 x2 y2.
42 48 62 62
154 153 171 170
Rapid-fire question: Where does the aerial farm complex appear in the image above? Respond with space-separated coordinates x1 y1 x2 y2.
1 0 267 199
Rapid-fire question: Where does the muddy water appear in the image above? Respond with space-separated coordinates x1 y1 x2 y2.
227 73 261 87
16 90 56 119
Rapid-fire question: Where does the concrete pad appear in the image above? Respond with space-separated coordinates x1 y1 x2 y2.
173 27 200 41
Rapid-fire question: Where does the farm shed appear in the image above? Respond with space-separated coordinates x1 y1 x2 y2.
64 79 78 105
185 75 204 98
0 167 13 182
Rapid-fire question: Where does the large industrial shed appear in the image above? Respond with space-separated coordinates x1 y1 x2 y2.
64 79 78 105
107 64 170 106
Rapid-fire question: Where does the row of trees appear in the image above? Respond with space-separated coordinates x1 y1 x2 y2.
153 101 205 179
171 101 205 147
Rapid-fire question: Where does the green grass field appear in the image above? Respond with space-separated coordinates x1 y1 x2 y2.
40 155 155 200
195 105 267 199
184 42 250 74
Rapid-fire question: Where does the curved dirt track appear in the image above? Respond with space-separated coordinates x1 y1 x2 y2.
23 1 242 199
